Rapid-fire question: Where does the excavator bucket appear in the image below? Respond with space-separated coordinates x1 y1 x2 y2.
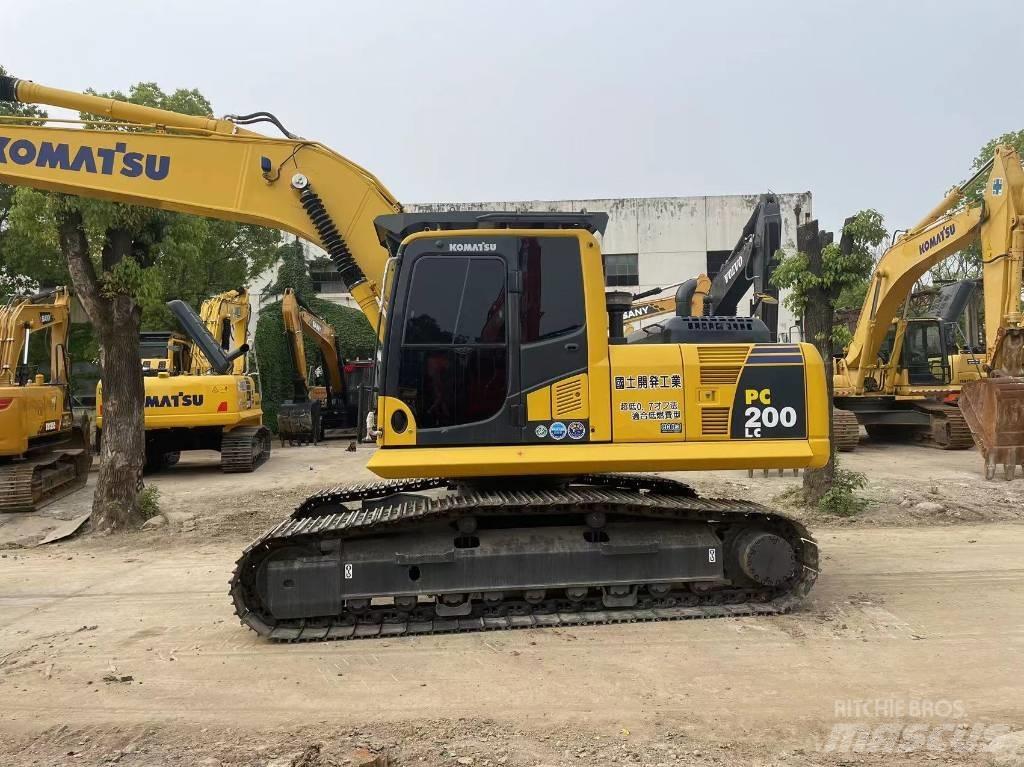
959 329 1024 480
277 399 322 447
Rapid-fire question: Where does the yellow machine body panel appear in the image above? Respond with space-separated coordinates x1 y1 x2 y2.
96 374 261 431
0 380 68 455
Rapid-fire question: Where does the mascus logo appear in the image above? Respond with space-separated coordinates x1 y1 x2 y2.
0 137 171 180
145 392 204 408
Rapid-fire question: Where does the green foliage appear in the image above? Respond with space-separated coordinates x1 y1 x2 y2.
817 463 868 516
138 486 161 520
261 239 315 304
771 209 885 349
255 297 375 431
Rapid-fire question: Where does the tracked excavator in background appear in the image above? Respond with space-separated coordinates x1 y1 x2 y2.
834 146 1024 469
0 287 92 512
97 288 272 472
277 287 372 445
0 75 830 641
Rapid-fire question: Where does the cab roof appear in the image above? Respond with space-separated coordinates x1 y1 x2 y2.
374 211 609 257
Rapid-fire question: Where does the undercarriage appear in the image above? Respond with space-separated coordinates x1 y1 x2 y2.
231 474 818 642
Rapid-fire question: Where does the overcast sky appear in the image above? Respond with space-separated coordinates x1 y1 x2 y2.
5 0 1022 234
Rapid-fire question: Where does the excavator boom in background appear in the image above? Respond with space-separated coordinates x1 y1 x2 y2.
0 75 830 640
0 287 92 512
277 288 372 445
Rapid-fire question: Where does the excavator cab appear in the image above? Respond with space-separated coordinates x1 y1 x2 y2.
901 318 952 386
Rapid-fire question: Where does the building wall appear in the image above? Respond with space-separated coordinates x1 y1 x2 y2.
407 193 812 341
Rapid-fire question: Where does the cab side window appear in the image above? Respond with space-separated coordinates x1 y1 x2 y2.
519 237 585 343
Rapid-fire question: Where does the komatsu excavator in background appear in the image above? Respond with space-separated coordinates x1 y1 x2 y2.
0 76 830 641
0 287 92 512
277 287 372 445
97 288 271 472
834 146 1024 467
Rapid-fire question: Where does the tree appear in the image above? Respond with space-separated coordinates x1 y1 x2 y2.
772 209 885 505
3 77 279 531
930 129 1024 283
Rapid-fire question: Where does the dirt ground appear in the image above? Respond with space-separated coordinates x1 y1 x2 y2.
1 440 1022 766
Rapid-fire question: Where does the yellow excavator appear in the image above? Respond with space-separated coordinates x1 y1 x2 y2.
277 287 372 445
97 288 271 472
834 146 1024 463
0 75 830 640
0 287 92 512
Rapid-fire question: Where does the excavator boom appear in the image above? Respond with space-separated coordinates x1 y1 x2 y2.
0 76 401 330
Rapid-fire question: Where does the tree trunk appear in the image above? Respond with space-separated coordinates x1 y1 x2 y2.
797 221 836 504
58 210 145 531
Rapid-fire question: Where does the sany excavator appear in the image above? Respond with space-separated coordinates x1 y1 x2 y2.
97 288 271 472
0 76 830 641
0 287 92 512
834 146 1024 467
277 287 372 445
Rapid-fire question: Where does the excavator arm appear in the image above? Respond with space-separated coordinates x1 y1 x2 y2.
705 194 782 336
842 146 1024 392
0 287 71 385
193 289 252 375
0 76 402 330
281 288 345 396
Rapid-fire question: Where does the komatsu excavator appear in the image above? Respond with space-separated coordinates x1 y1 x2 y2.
96 288 271 472
0 287 92 512
0 75 830 640
834 146 1024 464
278 287 371 445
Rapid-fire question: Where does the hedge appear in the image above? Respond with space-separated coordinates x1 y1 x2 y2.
254 297 376 432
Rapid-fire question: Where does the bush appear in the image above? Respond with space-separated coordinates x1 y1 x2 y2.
254 298 376 432
817 465 868 516
138 486 161 520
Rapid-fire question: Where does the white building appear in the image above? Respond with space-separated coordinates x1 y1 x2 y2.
251 192 812 341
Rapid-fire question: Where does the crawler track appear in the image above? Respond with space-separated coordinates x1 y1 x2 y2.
0 448 92 513
230 474 819 642
221 426 271 473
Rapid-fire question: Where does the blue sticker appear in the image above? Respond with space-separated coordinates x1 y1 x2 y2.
534 424 548 439
567 421 586 440
549 421 567 440
993 177 1004 196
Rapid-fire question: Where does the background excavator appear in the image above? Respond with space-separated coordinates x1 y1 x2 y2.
0 287 92 512
834 146 1024 466
277 287 372 445
97 288 271 472
0 75 830 641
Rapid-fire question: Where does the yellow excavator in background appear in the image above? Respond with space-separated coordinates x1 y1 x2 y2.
0 75 830 641
97 288 271 472
834 145 1024 466
0 287 92 511
277 287 372 445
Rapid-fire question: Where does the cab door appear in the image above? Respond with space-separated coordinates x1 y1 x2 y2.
383 237 521 446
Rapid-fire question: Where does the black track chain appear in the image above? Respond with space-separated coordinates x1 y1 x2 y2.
0 449 91 513
221 426 271 473
230 474 818 642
